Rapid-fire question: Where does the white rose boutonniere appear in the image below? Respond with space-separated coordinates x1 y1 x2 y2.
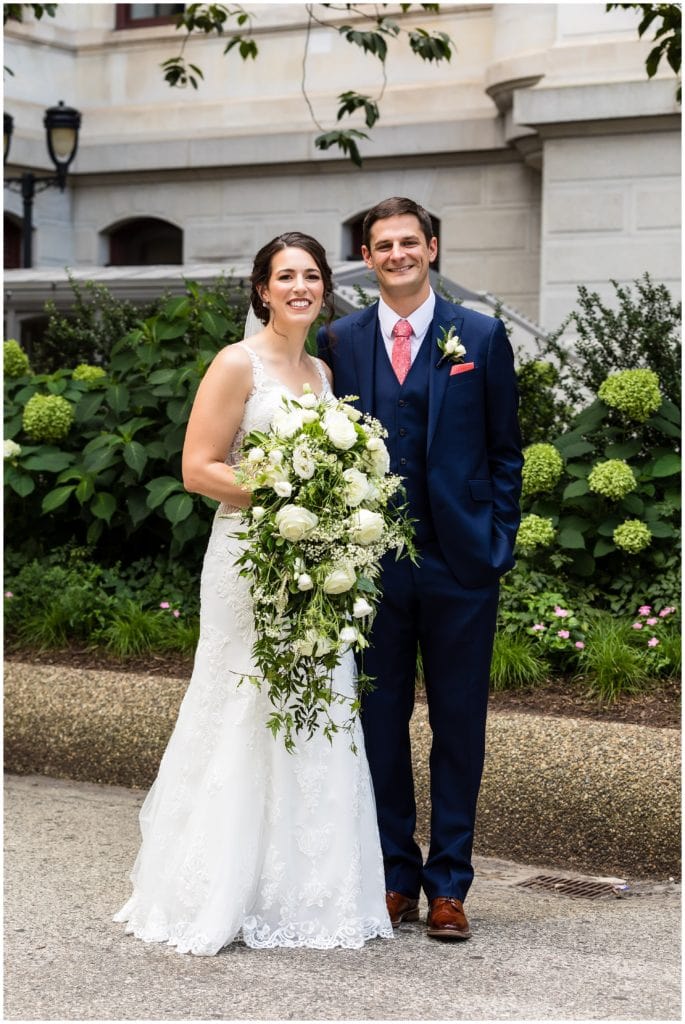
437 325 466 367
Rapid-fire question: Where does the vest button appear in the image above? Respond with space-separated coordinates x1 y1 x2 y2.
399 428 407 436
398 399 406 407
400 457 407 466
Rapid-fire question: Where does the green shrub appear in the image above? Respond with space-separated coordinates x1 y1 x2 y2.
598 369 662 423
4 278 251 568
4 339 31 378
515 357 572 446
578 616 650 703
521 443 564 497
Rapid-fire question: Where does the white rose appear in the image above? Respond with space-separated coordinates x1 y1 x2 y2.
340 625 358 647
272 407 304 438
275 504 318 541
273 480 292 498
349 508 384 545
343 467 370 506
292 445 316 480
366 437 390 476
4 439 21 459
247 446 265 463
251 505 265 521
322 566 356 594
299 391 318 409
268 449 284 466
352 597 373 618
343 404 362 422
297 573 314 591
301 409 319 424
322 409 358 450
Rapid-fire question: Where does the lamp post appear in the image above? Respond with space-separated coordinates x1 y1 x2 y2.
4 100 81 268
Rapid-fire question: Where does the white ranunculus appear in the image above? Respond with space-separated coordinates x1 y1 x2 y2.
292 445 316 480
343 467 370 506
251 505 265 521
322 409 358 450
4 439 21 459
343 404 362 422
273 480 293 498
272 407 304 438
322 565 356 594
349 508 384 545
299 391 318 409
340 625 358 646
301 409 319 424
297 573 314 591
352 596 373 618
366 437 390 476
247 446 265 463
268 448 284 466
275 504 318 541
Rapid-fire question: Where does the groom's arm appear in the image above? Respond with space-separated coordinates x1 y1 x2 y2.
484 318 523 553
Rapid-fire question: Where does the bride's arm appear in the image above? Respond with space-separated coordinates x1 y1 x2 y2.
182 345 253 507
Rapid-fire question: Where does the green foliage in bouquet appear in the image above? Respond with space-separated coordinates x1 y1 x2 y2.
4 279 250 569
235 386 416 750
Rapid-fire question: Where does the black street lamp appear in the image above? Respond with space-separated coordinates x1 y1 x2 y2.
4 100 81 268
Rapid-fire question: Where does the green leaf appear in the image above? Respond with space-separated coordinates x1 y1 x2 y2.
163 492 194 524
597 516 621 537
148 368 178 386
568 550 595 577
649 416 681 439
651 453 681 478
8 472 35 497
145 475 183 510
619 493 644 516
127 488 152 526
87 519 104 545
74 391 106 423
569 399 608 434
562 479 589 499
106 382 130 414
82 445 120 474
649 521 676 538
558 515 592 534
75 475 95 504
123 440 148 476
593 538 616 557
559 440 594 459
604 439 642 460
658 398 681 425
166 398 190 424
558 526 585 549
162 296 190 320
22 450 73 472
565 462 591 478
90 491 117 523
155 320 188 341
42 484 75 512
200 310 230 340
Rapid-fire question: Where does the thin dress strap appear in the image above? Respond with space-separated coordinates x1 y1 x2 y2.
313 357 330 394
241 343 265 395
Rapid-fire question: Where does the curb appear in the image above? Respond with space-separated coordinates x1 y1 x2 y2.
4 660 680 879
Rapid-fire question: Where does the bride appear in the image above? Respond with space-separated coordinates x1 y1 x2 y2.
114 232 393 955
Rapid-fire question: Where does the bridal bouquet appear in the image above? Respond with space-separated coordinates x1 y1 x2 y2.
234 385 415 751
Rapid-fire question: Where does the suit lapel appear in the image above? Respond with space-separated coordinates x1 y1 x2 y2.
427 296 464 452
351 303 378 414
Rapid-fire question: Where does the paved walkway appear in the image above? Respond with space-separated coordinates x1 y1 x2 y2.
4 773 681 1021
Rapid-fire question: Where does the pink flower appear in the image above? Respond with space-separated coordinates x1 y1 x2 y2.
646 617 658 626
659 607 674 617
632 622 643 630
575 641 585 650
638 605 651 615
557 629 570 639
648 637 659 647
172 609 180 618
159 601 170 609
553 606 569 618
4 591 13 598
531 623 545 632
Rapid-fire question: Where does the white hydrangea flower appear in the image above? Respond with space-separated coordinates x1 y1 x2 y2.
4 439 21 460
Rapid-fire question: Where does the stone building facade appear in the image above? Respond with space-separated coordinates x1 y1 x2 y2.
4 2 681 333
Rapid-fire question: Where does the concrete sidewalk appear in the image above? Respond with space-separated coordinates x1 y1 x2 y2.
4 773 681 1021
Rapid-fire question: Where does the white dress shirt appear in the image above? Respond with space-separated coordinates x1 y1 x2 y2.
378 290 436 367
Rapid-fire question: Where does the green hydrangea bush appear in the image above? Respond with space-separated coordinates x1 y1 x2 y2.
598 369 662 423
22 393 75 443
4 339 31 378
72 363 107 388
521 443 564 497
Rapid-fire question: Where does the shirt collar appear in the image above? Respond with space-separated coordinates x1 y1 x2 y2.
378 289 436 342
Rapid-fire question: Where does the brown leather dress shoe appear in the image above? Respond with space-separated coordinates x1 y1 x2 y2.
426 897 471 940
386 890 420 928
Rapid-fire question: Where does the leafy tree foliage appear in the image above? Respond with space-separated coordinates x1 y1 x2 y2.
606 3 681 99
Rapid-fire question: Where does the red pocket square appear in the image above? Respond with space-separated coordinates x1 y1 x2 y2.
450 361 475 375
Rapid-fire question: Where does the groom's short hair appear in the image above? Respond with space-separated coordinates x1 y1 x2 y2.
362 197 434 249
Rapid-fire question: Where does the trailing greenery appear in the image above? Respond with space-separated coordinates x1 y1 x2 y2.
4 278 250 568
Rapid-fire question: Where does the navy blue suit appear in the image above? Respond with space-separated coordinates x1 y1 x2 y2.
318 294 522 900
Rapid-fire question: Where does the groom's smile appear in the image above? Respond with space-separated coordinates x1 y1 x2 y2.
361 213 438 307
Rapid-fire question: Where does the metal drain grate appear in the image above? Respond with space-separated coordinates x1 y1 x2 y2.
516 874 630 900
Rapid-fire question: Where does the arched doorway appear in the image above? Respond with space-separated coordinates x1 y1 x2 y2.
106 217 183 265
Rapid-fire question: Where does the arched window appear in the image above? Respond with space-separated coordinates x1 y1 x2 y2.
342 209 441 272
4 214 23 269
106 217 183 265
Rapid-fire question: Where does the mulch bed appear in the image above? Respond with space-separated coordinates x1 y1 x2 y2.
5 645 680 730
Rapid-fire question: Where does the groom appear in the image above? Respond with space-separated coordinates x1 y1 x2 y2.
318 197 522 940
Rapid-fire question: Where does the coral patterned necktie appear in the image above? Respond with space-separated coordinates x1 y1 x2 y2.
391 319 412 385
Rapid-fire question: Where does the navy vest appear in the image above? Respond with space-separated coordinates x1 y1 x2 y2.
373 325 435 544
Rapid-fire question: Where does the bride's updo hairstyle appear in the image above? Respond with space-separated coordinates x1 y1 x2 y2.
250 232 335 327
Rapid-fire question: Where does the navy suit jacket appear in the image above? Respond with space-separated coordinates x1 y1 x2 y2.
318 295 523 588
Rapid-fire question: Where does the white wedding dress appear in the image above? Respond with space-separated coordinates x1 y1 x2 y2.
114 345 392 955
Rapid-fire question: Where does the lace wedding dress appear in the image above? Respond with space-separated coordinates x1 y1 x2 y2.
114 345 392 955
